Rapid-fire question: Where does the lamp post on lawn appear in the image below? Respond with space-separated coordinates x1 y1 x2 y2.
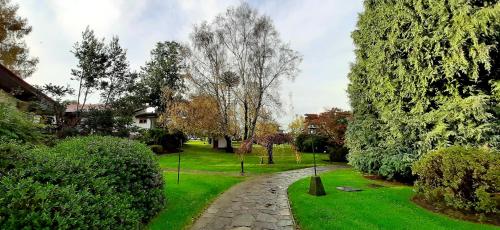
177 116 187 185
177 138 181 184
308 126 326 196
312 138 317 176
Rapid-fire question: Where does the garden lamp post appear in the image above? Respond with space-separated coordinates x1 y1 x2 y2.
312 137 317 176
177 138 181 184
308 126 326 196
177 116 187 185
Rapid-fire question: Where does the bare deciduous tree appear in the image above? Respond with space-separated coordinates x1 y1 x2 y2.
187 22 237 152
213 3 302 140
186 3 301 151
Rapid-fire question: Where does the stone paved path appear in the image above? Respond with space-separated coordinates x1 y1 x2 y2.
191 166 341 230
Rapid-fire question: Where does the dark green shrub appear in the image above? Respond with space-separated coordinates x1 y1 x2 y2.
58 127 79 138
0 177 140 229
0 136 165 229
150 144 164 154
81 108 114 135
142 128 167 145
159 130 187 152
412 146 499 214
328 146 348 162
295 134 329 152
51 136 165 221
141 128 187 153
80 109 136 137
0 139 32 176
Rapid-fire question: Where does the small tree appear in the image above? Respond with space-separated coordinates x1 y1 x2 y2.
316 108 351 146
256 133 292 164
37 84 74 133
236 138 253 175
288 115 305 140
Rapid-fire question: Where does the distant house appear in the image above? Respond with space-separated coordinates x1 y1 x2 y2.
0 63 55 111
63 103 105 127
132 107 158 129
213 136 228 149
64 103 159 130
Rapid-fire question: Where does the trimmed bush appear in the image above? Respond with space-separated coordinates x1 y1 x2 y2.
0 177 140 229
328 146 348 162
51 136 165 221
412 146 499 214
0 136 165 229
295 134 329 152
150 144 164 154
141 128 187 153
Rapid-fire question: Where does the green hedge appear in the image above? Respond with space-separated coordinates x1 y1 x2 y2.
295 134 329 152
140 128 187 153
412 146 499 214
328 146 348 162
0 136 165 229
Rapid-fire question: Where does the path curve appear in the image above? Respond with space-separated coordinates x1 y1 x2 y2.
191 165 342 230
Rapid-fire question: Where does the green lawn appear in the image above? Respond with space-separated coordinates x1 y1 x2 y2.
156 140 331 174
149 140 331 230
288 169 498 230
147 172 243 230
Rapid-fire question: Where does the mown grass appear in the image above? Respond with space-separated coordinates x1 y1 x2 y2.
156 140 331 175
148 172 243 230
288 168 498 230
149 140 330 229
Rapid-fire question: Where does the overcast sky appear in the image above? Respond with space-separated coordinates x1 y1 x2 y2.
15 0 364 126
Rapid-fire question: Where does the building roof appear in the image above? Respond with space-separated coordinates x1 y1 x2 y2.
0 63 55 105
65 103 104 113
134 107 158 118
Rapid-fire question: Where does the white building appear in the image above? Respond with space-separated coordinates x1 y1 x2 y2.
132 107 157 129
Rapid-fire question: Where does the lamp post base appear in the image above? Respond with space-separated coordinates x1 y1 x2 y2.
308 176 326 196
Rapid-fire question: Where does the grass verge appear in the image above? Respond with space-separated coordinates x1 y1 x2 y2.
288 168 498 230
148 172 243 230
156 140 331 174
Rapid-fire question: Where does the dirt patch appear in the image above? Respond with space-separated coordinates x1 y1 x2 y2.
411 195 500 226
362 174 408 186
367 183 385 188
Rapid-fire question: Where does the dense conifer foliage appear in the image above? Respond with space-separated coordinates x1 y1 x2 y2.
346 0 500 180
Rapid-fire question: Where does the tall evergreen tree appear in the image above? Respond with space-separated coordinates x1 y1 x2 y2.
141 41 186 111
346 0 500 180
71 27 107 120
100 36 134 107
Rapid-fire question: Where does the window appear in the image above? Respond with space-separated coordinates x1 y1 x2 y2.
139 119 147 124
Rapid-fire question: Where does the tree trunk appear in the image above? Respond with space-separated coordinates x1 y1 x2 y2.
243 100 249 140
224 135 233 153
267 144 274 164
212 138 217 149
